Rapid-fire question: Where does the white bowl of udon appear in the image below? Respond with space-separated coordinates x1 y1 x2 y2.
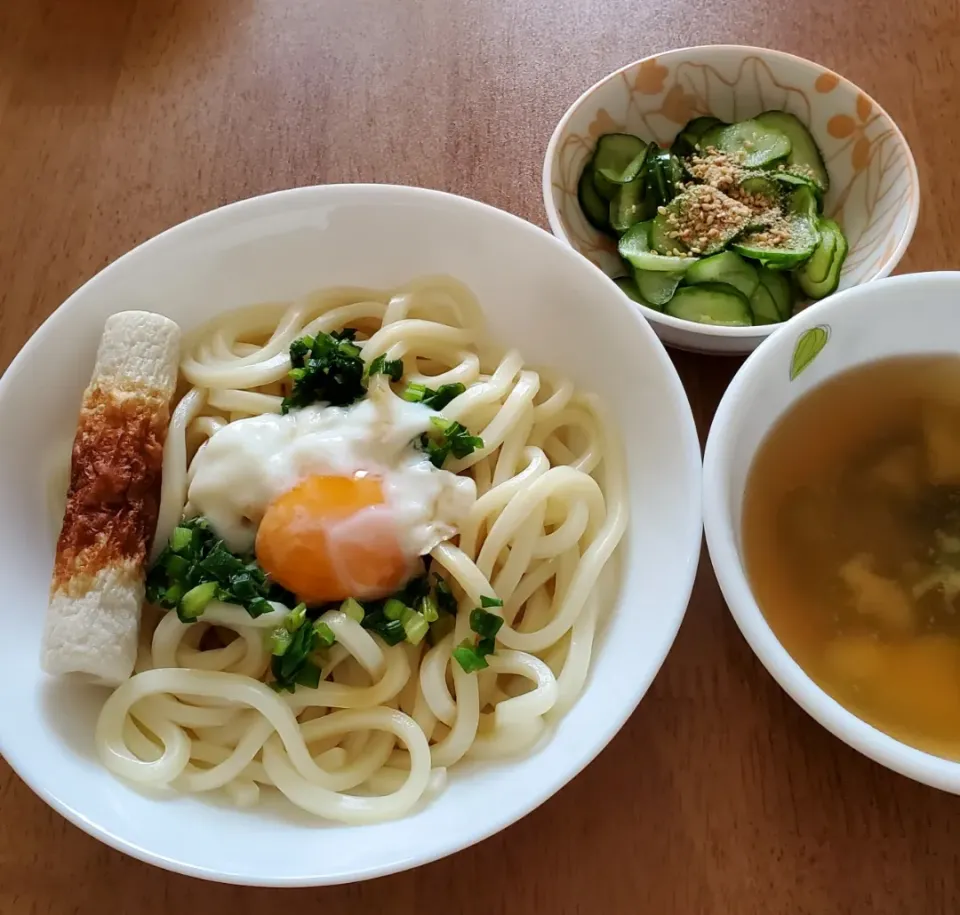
0 185 701 885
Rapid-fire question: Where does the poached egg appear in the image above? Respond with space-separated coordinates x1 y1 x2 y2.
186 393 476 604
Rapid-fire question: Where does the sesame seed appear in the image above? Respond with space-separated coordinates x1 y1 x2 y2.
657 183 756 255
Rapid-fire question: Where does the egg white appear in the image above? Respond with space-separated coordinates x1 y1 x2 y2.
186 390 477 561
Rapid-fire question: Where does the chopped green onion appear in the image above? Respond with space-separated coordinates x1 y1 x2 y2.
179 581 218 621
229 573 259 602
434 574 457 614
199 544 246 581
353 574 464 647
420 418 483 468
170 526 193 553
162 582 184 608
368 353 403 381
270 627 293 656
419 593 439 623
246 597 275 618
469 607 504 639
271 616 325 692
422 382 465 410
402 382 464 410
289 336 313 361
452 639 489 673
383 598 407 621
163 553 190 579
146 516 292 622
340 598 365 623
402 382 427 403
480 595 503 608
450 433 483 459
282 329 367 412
314 620 336 648
286 602 308 631
400 609 429 645
294 662 322 689
393 574 430 607
453 605 504 672
376 618 407 645
333 329 362 358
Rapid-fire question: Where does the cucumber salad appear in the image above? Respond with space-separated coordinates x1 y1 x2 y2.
578 111 848 327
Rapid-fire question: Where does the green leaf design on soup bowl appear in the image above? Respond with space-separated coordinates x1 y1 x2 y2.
790 324 830 380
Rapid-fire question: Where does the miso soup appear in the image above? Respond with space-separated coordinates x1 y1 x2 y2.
743 355 960 760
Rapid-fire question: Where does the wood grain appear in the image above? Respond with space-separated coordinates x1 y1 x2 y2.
2 1 960 912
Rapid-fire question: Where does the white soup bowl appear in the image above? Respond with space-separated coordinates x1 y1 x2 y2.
704 272 960 791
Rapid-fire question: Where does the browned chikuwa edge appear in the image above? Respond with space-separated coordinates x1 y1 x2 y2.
51 386 169 596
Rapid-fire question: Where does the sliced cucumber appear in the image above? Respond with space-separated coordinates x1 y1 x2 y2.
700 119 792 168
797 218 848 299
672 116 725 157
793 223 836 285
748 283 781 325
684 251 759 299
594 134 649 185
756 267 793 320
819 222 848 296
609 179 654 233
592 169 619 201
646 145 668 205
772 169 824 197
667 154 685 193
634 268 683 306
646 149 684 207
614 275 656 308
754 111 830 193
684 116 725 137
731 215 819 268
665 284 753 327
577 163 611 232
650 211 684 256
655 186 754 257
618 221 697 272
788 185 819 219
738 175 781 206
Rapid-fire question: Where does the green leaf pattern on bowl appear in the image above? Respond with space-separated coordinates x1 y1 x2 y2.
790 325 830 380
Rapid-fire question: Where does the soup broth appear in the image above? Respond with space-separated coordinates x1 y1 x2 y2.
743 355 960 760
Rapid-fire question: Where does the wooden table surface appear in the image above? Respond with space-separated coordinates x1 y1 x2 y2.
2 1 959 912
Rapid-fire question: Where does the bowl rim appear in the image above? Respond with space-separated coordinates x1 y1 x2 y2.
0 182 705 885
702 271 960 793
541 44 921 341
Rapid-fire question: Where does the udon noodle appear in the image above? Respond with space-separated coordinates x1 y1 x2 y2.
94 276 627 823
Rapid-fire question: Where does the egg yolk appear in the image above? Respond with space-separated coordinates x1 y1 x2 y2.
255 475 410 605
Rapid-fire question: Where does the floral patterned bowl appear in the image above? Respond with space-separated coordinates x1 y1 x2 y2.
542 46 920 355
